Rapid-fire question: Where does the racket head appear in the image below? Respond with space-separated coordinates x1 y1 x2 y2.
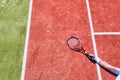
67 36 84 52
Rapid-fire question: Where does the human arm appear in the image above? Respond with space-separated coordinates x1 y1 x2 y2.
99 59 119 75
88 54 120 75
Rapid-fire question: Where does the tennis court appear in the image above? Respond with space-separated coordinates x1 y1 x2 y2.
21 0 120 80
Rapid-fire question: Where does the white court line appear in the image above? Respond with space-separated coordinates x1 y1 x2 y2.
94 32 120 35
85 0 102 80
21 0 33 80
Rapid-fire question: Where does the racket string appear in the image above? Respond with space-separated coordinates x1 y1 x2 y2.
67 37 83 52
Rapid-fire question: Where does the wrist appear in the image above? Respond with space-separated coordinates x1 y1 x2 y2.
95 57 101 64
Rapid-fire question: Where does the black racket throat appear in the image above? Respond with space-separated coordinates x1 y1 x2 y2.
78 50 91 59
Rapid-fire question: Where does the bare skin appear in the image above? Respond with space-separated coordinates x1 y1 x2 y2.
88 54 119 75
99 60 118 74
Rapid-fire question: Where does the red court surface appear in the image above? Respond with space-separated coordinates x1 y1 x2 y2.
25 0 98 80
90 0 120 32
95 35 120 80
24 0 120 80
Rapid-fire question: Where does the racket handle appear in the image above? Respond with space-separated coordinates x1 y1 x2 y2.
84 52 96 64
84 52 90 57
84 52 92 60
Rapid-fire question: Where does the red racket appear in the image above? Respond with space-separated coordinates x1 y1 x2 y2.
67 36 92 59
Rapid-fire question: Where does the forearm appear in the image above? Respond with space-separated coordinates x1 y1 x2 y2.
89 54 120 75
99 60 118 74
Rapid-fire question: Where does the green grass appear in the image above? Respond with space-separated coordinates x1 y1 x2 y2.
0 0 30 80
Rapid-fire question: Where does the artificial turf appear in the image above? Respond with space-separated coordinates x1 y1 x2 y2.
0 0 30 80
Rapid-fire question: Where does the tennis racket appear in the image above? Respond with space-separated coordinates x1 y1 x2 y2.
67 36 93 60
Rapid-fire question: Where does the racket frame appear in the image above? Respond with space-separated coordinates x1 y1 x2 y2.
67 36 84 52
67 36 91 58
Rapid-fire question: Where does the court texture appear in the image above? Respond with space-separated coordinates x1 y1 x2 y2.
0 0 120 80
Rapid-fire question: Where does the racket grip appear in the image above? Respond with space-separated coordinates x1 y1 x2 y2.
84 52 93 60
84 52 90 57
84 52 96 64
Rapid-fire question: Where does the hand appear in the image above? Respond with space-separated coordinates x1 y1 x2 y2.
86 54 101 64
87 54 96 64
